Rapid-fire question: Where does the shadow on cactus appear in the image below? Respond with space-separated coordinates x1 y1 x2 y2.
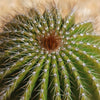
0 7 100 100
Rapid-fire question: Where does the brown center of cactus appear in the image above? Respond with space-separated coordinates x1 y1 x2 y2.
38 31 62 52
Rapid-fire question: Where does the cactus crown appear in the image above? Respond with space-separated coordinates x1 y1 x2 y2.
37 30 62 52
0 7 100 100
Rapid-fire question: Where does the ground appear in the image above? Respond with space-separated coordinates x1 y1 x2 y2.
0 0 100 34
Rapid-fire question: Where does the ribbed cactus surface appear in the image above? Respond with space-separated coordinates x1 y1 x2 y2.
0 7 100 100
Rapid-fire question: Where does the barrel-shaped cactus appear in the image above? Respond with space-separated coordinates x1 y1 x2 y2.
0 7 100 100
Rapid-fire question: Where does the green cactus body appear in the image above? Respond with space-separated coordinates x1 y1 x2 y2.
0 7 100 100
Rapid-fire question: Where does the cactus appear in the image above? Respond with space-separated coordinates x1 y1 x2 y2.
0 7 100 100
